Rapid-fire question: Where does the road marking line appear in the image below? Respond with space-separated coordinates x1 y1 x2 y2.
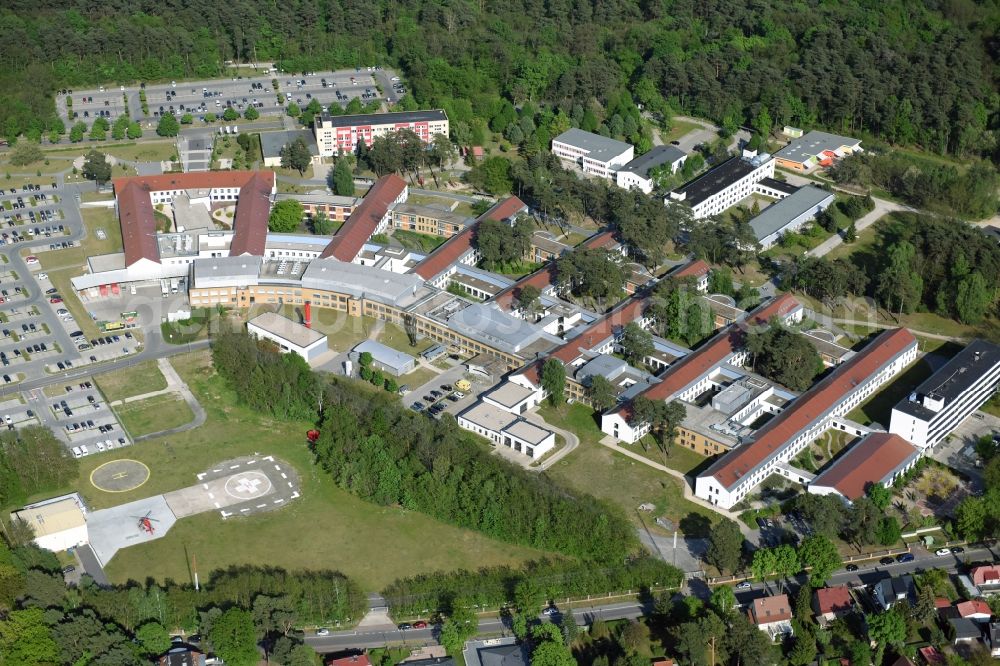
274 498 284 504
286 481 292 487
212 468 221 473
274 464 281 471
280 472 287 479
240 508 249 513
214 502 220 508
248 459 257 464
229 464 239 470
257 503 267 508
264 455 274 461
290 491 299 499
196 473 206 481
202 483 208 490
208 492 215 499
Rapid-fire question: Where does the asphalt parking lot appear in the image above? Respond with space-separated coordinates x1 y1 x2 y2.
57 68 402 125
34 379 130 457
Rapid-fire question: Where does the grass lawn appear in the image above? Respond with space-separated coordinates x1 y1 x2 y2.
982 394 1000 419
661 119 702 143
537 403 719 533
101 141 178 163
45 267 102 339
399 366 437 390
39 206 123 271
377 321 434 355
161 309 216 345
846 358 933 426
633 437 711 475
89 349 549 590
96 359 167 402
115 393 195 437
393 229 447 253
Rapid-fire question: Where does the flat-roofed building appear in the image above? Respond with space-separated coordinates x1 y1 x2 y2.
11 493 88 552
551 128 634 179
275 192 360 222
350 340 416 376
247 311 328 361
258 129 321 168
668 153 775 218
890 339 1000 450
456 401 555 460
314 110 449 156
749 185 835 249
615 145 687 194
392 203 471 238
774 130 862 172
808 432 919 501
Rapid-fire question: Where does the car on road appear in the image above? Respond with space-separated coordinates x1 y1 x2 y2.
896 553 915 563
845 564 859 572
412 620 428 629
45 288 57 295
49 297 62 303
541 606 559 616
735 581 752 590
951 546 965 553
70 331 84 337
397 623 412 631
935 548 951 556
879 557 895 565
315 628 330 636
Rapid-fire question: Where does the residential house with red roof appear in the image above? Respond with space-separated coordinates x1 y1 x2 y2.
812 586 855 624
972 565 1000 594
695 327 918 509
750 594 794 640
956 600 993 623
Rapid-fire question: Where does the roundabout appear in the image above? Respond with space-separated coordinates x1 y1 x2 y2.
90 459 151 493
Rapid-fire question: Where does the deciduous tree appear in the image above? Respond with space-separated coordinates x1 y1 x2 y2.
268 199 304 233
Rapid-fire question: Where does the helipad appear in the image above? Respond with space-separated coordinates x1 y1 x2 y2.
90 459 151 493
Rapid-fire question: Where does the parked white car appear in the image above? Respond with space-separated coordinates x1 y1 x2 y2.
935 548 952 556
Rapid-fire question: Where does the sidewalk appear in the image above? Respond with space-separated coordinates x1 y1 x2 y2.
596 434 757 536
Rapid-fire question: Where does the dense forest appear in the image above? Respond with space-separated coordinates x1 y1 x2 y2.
0 1 998 159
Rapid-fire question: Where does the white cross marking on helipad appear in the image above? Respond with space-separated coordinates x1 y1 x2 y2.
233 477 264 494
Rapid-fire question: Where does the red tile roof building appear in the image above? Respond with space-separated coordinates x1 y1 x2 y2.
808 432 919 501
813 586 854 618
670 259 711 291
412 196 526 282
956 600 992 619
320 174 407 262
695 327 918 509
972 565 1000 588
112 171 276 267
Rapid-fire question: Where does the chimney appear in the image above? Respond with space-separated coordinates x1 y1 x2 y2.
304 301 312 328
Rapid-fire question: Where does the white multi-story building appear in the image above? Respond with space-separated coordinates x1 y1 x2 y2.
668 152 776 218
247 311 328 362
551 128 634 179
890 339 1000 449
615 145 687 194
695 328 918 509
314 110 449 157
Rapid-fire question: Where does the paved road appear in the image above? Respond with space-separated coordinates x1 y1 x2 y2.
806 186 912 257
305 600 654 652
305 543 998 653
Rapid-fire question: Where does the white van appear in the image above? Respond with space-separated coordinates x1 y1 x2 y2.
71 446 82 458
